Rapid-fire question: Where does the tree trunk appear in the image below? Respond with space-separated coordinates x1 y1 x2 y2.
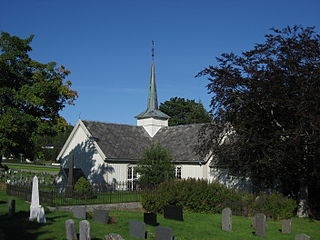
297 181 309 218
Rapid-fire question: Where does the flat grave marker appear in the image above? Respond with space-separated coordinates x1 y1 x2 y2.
94 209 109 224
129 220 146 239
65 219 77 240
295 233 311 240
155 226 174 240
164 205 183 221
144 212 158 226
281 219 291 234
222 207 232 232
255 213 266 237
72 206 86 219
79 220 90 240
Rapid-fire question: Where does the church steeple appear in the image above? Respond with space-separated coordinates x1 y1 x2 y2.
135 42 169 137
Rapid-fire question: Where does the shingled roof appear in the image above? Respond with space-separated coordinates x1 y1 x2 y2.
82 120 204 163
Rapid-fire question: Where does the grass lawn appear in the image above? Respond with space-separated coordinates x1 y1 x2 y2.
0 191 319 240
3 163 60 173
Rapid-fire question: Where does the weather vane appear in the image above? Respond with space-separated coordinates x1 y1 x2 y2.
152 40 155 61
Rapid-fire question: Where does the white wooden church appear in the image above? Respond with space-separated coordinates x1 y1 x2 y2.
57 58 245 190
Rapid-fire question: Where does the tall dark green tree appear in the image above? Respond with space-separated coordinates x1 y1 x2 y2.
159 97 212 126
136 144 175 188
0 32 78 160
197 26 320 217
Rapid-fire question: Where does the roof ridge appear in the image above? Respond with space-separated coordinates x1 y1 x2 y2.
82 120 142 128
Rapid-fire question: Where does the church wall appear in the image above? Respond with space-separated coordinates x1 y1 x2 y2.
58 123 107 186
104 163 130 183
179 163 207 179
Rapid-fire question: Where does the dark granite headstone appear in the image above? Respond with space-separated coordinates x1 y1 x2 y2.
8 199 15 217
72 206 86 219
155 226 174 240
144 212 158 226
164 205 183 221
79 220 90 240
281 219 291 234
255 213 266 237
94 209 109 224
129 220 146 239
295 233 311 240
65 219 77 240
222 207 232 231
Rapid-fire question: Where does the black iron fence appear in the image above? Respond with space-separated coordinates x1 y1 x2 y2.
6 181 142 207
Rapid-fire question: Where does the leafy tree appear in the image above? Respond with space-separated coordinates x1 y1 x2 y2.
159 97 212 126
136 144 175 188
0 32 77 160
196 26 320 217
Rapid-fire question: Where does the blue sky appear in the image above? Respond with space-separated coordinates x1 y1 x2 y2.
1 0 320 126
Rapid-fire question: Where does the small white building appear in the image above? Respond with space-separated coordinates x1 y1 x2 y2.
57 59 249 190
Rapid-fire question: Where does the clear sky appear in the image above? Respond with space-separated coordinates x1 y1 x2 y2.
1 0 320 126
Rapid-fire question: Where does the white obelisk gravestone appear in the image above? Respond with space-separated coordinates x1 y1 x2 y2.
29 176 46 223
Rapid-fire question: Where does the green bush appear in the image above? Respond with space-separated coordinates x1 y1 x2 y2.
141 179 296 219
73 177 93 197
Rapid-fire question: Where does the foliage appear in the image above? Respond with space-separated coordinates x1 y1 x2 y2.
136 144 175 188
0 32 78 160
142 179 296 220
196 26 320 209
73 177 93 196
159 97 212 126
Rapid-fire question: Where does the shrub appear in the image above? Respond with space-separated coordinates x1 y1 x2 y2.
73 177 93 197
141 178 296 219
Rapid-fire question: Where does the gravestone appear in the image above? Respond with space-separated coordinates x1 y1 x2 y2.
281 219 291 234
144 212 158 226
295 234 311 240
104 233 125 240
155 226 174 240
8 199 15 217
65 219 77 240
73 206 86 219
79 220 91 240
222 207 232 231
164 205 183 221
37 206 46 223
29 176 42 221
94 209 109 224
255 213 266 237
129 220 146 239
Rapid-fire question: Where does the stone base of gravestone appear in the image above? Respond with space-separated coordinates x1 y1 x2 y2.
255 213 266 237
8 199 15 217
295 233 311 240
104 233 125 240
79 220 90 240
144 212 158 226
281 219 291 234
129 220 147 239
72 206 86 219
164 205 183 221
66 219 77 240
94 209 109 224
222 207 232 232
155 226 174 240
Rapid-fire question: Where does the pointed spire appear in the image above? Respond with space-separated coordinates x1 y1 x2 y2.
135 41 169 120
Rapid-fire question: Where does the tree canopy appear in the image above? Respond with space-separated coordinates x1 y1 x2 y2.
197 26 320 216
0 32 77 159
136 144 175 188
159 97 212 126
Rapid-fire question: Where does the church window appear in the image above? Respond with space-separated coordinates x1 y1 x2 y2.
127 166 137 190
175 166 182 179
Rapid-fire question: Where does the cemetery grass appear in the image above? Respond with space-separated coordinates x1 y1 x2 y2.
0 191 319 240
4 163 60 173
